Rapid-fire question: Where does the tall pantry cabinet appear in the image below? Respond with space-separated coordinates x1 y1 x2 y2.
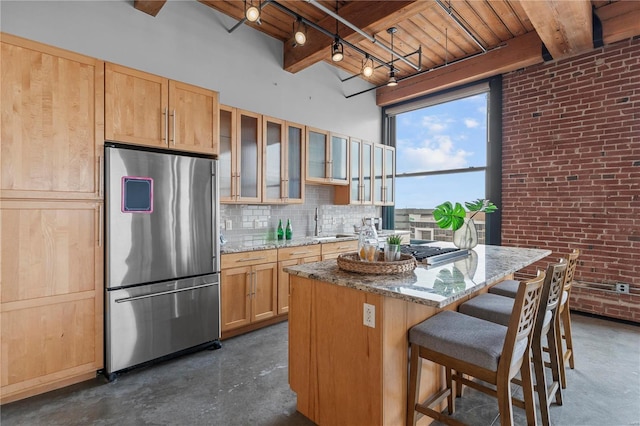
0 34 104 403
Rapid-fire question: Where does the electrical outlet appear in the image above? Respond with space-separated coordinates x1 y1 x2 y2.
615 283 629 294
363 303 375 328
225 220 232 230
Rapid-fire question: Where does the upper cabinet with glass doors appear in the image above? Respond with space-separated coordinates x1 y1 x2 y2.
306 128 349 185
335 138 373 205
373 144 395 206
218 106 262 203
262 117 305 204
105 63 218 155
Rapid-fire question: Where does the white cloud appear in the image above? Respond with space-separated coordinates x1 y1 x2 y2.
464 118 479 128
421 115 453 133
397 134 472 173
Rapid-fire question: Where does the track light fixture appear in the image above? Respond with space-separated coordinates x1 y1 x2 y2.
245 0 260 22
293 17 307 46
362 54 374 78
331 38 344 62
387 27 398 87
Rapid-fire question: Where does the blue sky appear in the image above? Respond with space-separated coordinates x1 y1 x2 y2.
394 93 488 209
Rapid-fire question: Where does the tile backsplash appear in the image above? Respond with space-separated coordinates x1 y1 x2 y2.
220 185 378 242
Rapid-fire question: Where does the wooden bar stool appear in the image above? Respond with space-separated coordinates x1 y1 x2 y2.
406 273 545 426
458 261 567 426
488 249 579 389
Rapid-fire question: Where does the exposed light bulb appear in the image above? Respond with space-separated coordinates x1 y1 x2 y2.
294 30 306 46
331 40 344 62
363 64 374 78
387 71 398 87
246 5 260 22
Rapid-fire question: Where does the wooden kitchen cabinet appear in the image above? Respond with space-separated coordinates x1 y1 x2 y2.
0 199 103 404
335 138 373 205
105 63 219 155
218 106 262 203
277 245 322 314
0 33 104 200
306 128 349 185
262 118 306 204
374 144 395 206
220 250 277 334
321 240 359 260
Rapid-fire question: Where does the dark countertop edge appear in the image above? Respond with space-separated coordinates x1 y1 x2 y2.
285 247 552 308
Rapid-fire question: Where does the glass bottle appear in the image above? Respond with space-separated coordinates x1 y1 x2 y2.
285 219 292 240
277 219 284 240
358 218 378 262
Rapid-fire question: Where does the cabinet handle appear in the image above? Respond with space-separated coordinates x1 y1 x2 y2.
98 155 104 199
253 271 257 298
236 173 241 199
163 108 169 146
170 109 176 146
97 204 103 247
246 272 252 298
290 251 312 255
237 256 267 262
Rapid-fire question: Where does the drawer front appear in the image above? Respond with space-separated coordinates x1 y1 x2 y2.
278 245 322 261
221 249 278 268
321 240 358 255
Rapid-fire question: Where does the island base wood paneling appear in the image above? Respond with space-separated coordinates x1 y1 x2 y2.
288 275 502 425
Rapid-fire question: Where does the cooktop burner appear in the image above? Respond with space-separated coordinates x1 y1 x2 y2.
400 245 469 265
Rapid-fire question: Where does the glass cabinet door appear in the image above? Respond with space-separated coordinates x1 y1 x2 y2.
373 144 384 204
330 134 349 184
286 122 305 203
219 106 236 202
237 110 262 203
384 146 395 205
263 116 284 203
349 139 361 203
307 128 328 182
362 141 373 204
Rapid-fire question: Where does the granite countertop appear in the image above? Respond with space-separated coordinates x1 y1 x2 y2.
283 244 551 308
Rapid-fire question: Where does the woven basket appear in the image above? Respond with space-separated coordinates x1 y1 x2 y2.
337 252 417 275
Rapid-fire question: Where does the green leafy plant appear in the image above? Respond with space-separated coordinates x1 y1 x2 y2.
432 199 498 231
386 235 403 245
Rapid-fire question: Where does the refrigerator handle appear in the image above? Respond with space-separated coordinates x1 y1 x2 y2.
114 282 218 303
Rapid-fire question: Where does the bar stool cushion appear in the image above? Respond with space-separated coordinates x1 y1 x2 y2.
488 279 519 298
459 293 514 326
460 293 553 329
409 310 528 371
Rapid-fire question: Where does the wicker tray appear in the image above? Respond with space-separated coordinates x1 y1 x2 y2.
337 252 417 275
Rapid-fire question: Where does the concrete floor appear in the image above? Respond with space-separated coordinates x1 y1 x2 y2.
1 313 638 425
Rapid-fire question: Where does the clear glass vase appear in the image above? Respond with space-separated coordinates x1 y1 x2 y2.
453 218 478 249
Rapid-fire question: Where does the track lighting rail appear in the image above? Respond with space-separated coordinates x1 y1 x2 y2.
434 0 486 53
228 0 274 33
306 0 422 71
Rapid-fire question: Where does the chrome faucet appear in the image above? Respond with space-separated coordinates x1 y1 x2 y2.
314 207 319 237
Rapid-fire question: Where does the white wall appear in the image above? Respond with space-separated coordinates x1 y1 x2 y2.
0 0 381 141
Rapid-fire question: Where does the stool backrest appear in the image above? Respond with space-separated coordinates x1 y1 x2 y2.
501 272 545 376
562 249 580 293
537 260 568 332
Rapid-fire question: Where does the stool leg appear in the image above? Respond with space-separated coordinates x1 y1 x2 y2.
547 321 563 406
555 311 568 389
520 351 537 426
407 343 421 426
445 367 455 414
532 333 551 426
497 379 514 426
561 305 575 369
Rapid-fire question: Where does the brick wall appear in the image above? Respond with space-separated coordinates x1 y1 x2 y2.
502 37 640 323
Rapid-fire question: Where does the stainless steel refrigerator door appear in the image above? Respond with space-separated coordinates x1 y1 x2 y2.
106 274 220 373
105 146 217 288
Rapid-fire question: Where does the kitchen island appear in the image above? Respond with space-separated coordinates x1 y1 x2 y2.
284 244 551 426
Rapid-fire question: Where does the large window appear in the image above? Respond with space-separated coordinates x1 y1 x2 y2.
383 79 502 244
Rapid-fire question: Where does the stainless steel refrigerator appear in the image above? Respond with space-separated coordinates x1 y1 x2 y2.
104 143 220 378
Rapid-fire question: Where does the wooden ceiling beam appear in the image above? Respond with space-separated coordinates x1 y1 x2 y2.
376 1 640 107
134 0 167 17
283 1 418 74
517 0 592 60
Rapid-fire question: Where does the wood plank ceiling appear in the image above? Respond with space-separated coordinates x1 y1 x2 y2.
136 0 639 100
